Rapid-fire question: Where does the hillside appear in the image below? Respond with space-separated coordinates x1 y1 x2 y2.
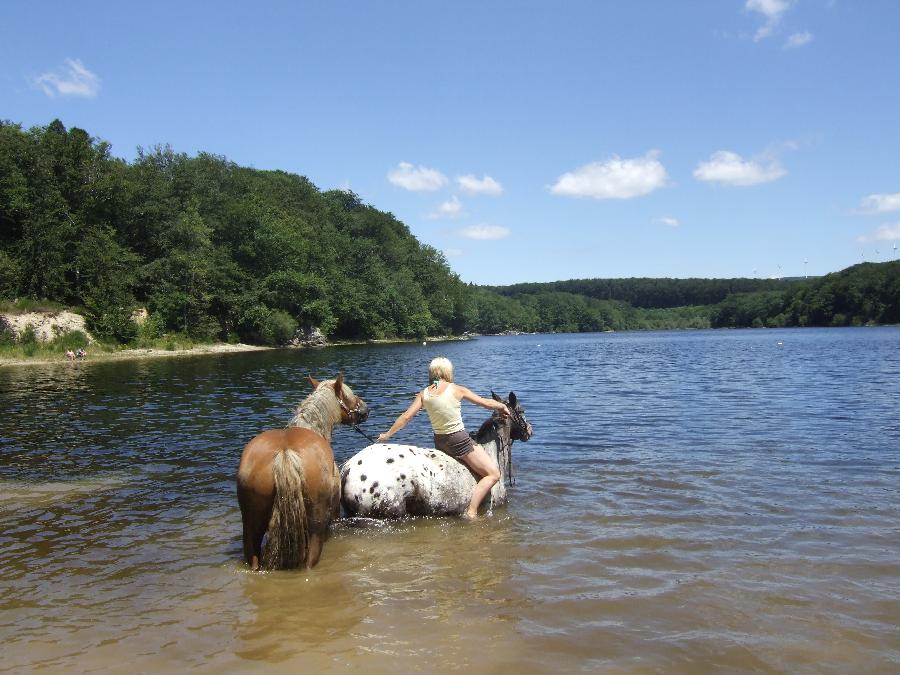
1 119 897 350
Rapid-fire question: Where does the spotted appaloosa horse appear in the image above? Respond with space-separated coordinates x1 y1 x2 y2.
341 392 532 518
237 374 368 570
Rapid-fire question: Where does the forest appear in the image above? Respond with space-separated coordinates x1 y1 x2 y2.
1 120 898 348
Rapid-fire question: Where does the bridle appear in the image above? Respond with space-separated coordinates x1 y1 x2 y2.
338 392 366 425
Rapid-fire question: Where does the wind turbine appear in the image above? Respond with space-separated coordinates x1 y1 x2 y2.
804 258 808 279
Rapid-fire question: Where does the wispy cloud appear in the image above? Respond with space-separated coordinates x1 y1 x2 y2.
459 224 511 240
654 216 680 227
746 0 791 41
860 193 900 214
387 162 448 191
429 195 463 219
33 58 100 98
857 223 900 243
550 151 669 200
784 31 814 48
694 150 786 187
456 174 503 196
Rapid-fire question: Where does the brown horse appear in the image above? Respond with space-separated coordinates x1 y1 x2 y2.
236 374 368 571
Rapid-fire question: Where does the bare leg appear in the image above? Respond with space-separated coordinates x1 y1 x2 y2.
460 444 501 519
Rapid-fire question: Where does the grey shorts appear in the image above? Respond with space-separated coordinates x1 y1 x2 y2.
433 430 475 459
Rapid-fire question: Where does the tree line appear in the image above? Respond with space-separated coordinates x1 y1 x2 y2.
1 120 897 346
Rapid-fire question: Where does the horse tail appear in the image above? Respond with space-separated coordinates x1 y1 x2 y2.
261 448 308 570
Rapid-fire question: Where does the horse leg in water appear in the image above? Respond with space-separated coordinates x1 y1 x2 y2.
299 452 342 568
237 485 272 571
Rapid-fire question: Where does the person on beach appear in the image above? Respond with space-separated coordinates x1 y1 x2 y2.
65 349 75 361
377 356 510 519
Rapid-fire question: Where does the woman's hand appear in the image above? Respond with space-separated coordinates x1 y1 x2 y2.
499 404 511 418
377 432 390 443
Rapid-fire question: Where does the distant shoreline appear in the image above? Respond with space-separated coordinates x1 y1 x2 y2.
0 342 273 368
0 335 472 368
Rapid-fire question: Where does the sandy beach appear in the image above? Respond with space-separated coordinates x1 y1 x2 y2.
0 342 274 368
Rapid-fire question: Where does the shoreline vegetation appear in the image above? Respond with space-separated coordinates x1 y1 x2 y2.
0 329 473 368
1 120 899 363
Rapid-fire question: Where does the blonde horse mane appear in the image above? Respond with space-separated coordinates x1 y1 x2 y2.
287 379 344 441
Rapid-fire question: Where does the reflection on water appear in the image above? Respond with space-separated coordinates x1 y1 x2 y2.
1 329 899 671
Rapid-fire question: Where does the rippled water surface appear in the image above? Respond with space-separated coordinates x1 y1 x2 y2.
2 328 899 672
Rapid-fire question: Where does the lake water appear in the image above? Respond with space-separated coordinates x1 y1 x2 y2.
1 328 898 672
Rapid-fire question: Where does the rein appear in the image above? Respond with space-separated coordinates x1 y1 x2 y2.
351 424 378 444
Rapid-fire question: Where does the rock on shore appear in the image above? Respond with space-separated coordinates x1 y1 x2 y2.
0 311 94 343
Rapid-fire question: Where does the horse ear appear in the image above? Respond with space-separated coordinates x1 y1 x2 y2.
508 392 517 407
308 374 320 389
333 373 344 395
491 391 502 402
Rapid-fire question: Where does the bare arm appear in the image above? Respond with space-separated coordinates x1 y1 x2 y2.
455 385 510 417
377 392 424 442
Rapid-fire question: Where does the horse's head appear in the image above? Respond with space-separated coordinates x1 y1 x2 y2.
492 391 533 441
308 373 369 426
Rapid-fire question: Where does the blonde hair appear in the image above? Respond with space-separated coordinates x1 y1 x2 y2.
429 357 454 383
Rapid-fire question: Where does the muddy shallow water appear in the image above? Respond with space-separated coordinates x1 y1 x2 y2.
1 328 898 672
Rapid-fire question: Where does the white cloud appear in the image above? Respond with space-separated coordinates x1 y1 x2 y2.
857 223 900 243
746 0 791 41
860 193 900 214
460 225 511 240
387 162 448 191
33 58 100 98
784 31 813 48
693 150 786 186
456 174 503 195
655 216 680 227
549 151 669 200
443 247 464 258
429 195 463 219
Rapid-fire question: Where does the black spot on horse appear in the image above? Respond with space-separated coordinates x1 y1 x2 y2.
360 474 367 482
369 486 374 494
371 481 379 490
399 454 405 458
386 458 394 464
400 473 406 480
357 459 362 465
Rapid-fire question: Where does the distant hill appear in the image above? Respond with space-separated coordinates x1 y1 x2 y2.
490 276 806 309
1 119 897 347
712 261 900 328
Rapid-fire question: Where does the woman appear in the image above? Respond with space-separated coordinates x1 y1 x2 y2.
377 356 510 519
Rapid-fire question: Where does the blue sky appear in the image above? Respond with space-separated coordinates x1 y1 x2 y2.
3 1 899 285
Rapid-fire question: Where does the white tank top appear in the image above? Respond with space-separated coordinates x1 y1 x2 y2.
422 384 465 435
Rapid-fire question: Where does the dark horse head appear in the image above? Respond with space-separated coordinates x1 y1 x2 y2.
471 391 533 486
491 390 533 441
